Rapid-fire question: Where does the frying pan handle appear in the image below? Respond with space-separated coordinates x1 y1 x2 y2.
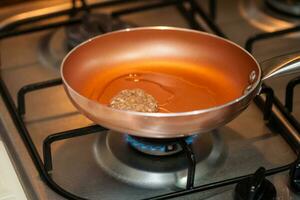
262 56 300 81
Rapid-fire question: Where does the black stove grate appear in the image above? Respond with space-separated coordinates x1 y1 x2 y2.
0 0 299 199
245 26 300 153
286 76 300 113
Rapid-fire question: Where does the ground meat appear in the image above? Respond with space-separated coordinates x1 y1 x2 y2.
109 89 158 112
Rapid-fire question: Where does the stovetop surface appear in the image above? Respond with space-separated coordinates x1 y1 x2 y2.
0 0 300 199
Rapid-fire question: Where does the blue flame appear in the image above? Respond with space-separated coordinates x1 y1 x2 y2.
126 135 197 152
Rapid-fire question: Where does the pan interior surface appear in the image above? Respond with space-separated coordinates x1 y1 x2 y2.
62 28 259 114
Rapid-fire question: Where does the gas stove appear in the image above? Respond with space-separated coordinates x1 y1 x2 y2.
0 0 300 200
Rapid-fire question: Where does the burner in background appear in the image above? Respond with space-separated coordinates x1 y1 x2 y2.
126 135 197 156
240 0 299 35
94 131 225 189
265 0 300 17
65 13 134 49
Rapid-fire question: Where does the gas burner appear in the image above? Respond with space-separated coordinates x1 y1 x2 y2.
240 0 299 34
65 13 134 50
94 131 225 189
37 13 134 69
126 135 197 156
265 0 300 17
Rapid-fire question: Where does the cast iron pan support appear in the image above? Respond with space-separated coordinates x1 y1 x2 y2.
17 78 62 116
179 139 196 189
43 125 106 173
285 76 300 113
245 26 300 141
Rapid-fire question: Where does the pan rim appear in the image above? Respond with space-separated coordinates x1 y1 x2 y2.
60 26 261 118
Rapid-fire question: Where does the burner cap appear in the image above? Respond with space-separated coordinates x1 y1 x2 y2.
265 0 300 17
94 130 225 189
65 13 134 49
126 135 197 156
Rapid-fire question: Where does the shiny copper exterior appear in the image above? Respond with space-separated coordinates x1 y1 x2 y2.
61 27 261 138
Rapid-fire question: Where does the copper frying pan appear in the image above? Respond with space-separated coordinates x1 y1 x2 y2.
61 27 300 138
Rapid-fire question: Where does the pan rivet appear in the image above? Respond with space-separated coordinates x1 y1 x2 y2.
244 85 252 94
249 71 256 83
